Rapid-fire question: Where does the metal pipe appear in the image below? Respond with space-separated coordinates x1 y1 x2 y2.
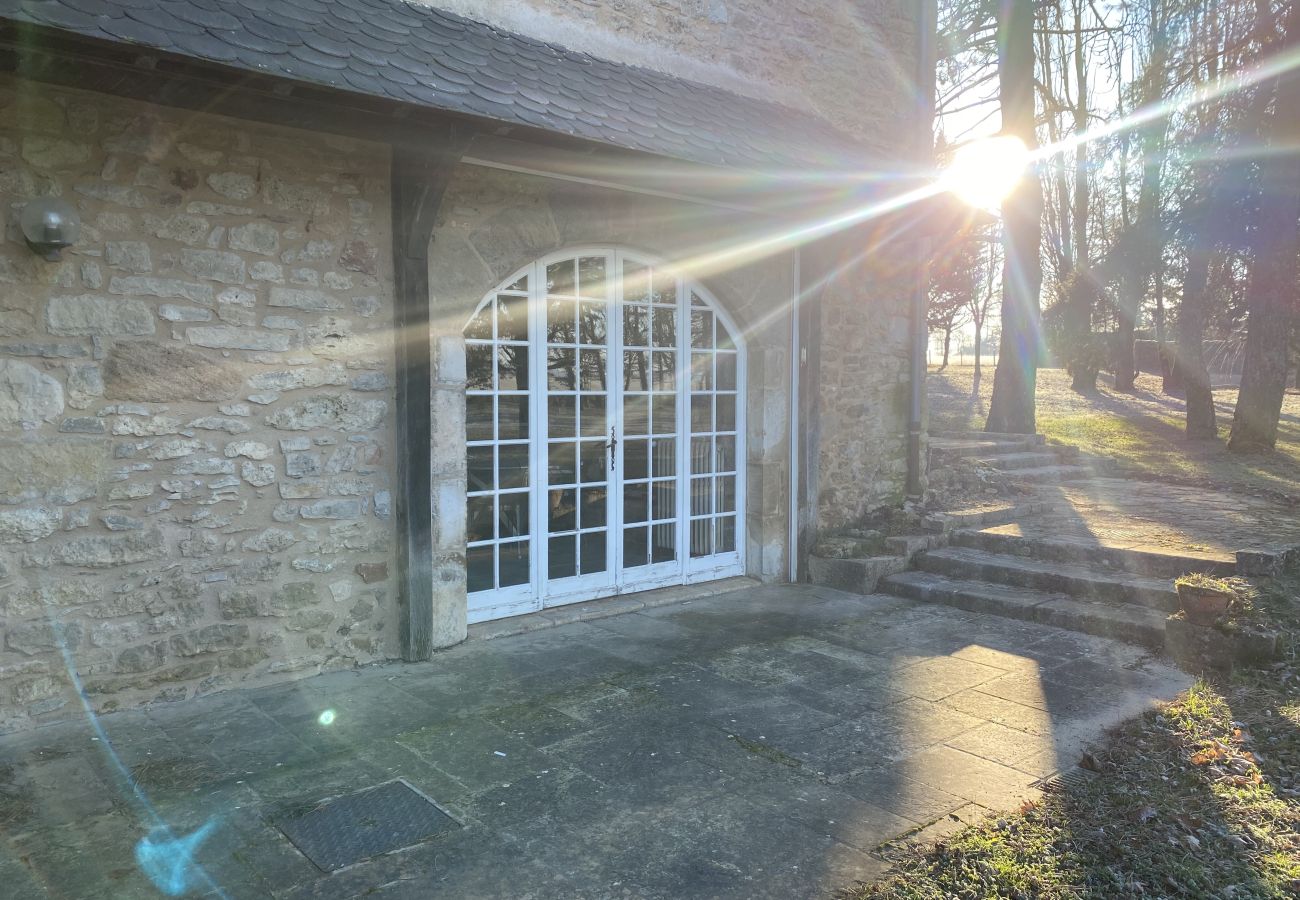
789 248 801 583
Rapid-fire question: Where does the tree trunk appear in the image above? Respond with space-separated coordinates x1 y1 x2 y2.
1229 1 1300 452
986 0 1042 435
1176 243 1216 439
972 320 983 395
940 325 952 370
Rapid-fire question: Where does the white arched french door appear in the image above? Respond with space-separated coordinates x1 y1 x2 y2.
464 249 746 623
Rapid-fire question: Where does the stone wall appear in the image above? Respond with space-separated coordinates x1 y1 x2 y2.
417 0 921 146
0 76 398 732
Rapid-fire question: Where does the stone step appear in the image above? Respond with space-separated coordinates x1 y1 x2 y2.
972 451 1063 471
915 546 1179 612
931 439 1045 462
880 571 1167 649
951 529 1235 579
930 430 1047 446
1002 464 1094 484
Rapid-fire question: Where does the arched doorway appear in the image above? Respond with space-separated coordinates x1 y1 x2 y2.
463 248 746 622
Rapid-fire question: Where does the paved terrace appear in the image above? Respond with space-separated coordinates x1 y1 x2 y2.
0 584 1189 899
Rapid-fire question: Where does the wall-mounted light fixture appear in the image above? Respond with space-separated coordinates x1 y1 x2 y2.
20 197 81 261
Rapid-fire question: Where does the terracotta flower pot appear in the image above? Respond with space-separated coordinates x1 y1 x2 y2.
1177 584 1233 625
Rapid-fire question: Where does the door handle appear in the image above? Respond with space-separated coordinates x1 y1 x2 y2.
607 426 617 471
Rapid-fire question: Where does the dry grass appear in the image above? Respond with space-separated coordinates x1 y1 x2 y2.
929 366 1300 501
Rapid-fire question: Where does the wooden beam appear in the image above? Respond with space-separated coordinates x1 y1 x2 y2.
391 127 475 661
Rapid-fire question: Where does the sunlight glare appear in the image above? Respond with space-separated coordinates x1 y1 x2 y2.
942 135 1030 211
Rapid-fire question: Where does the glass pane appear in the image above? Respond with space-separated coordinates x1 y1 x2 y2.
691 291 707 307
716 352 737 390
624 395 650 435
652 351 676 390
652 479 676 521
691 310 713 349
623 351 650 391
547 348 576 390
623 481 649 524
623 526 648 569
717 475 736 514
465 303 493 341
467 495 494 543
578 257 607 299
579 396 606 437
466 396 493 441
498 295 528 342
624 263 650 304
717 323 736 351
691 352 713 390
690 518 712 558
690 476 713 516
652 522 676 563
549 535 576 579
624 439 649 480
467 445 494 492
499 396 529 440
651 271 675 305
715 435 737 473
547 297 576 343
498 346 529 392
580 487 607 529
579 440 606 484
505 274 528 292
548 395 576 438
549 443 577 485
580 531 607 574
579 301 606 344
499 444 529 489
499 542 529 587
652 395 676 435
466 344 493 391
652 438 676 477
691 437 713 474
623 306 647 346
548 489 577 532
691 394 712 432
717 516 736 553
547 259 576 295
578 349 606 391
499 492 529 539
652 306 675 347
717 394 736 432
467 544 494 593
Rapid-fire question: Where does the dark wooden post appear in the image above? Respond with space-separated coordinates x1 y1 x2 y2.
390 125 474 661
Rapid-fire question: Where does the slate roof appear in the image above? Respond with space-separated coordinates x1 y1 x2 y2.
1 0 869 170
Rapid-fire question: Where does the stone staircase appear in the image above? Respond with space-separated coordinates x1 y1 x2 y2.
929 430 1103 485
879 527 1233 650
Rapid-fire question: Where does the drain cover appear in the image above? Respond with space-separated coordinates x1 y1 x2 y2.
276 779 459 871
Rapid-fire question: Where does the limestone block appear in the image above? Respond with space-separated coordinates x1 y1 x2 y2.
180 249 246 285
268 287 344 311
229 222 280 256
108 276 215 305
186 326 291 351
46 295 155 336
0 507 62 544
207 171 257 200
266 394 386 432
105 241 152 274
0 359 64 429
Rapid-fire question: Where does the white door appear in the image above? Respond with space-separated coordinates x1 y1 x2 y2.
464 249 745 623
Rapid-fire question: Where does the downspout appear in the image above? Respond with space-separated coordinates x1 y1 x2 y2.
907 0 939 497
789 249 801 583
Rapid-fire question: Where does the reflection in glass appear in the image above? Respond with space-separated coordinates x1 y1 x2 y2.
498 295 527 341
624 526 648 568
549 488 576 532
547 348 576 390
715 435 736 472
549 443 577 485
468 495 494 542
579 440 606 484
499 396 529 440
547 259 576 295
691 394 712 432
717 394 736 432
652 522 676 563
498 444 529 489
624 263 650 304
580 531 606 574
547 297 576 343
717 352 737 390
717 475 736 513
579 396 606 436
465 303 492 340
466 396 493 441
548 395 576 438
467 445 494 492
499 492 529 538
579 349 606 391
624 395 650 435
652 306 675 347
466 344 493 391
578 257 607 299
625 439 649 480
652 438 676 477
549 535 576 579
691 310 713 349
691 437 713 473
623 481 649 523
623 305 647 346
691 352 713 390
653 396 676 434
652 479 676 520
499 542 529 586
581 487 607 528
718 516 736 553
579 301 607 344
467 544 494 592
623 350 649 391
497 345 529 392
652 352 676 390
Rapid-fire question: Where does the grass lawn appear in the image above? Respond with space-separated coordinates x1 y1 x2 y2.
928 366 1300 501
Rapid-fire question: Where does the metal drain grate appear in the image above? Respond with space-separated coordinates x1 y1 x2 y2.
1036 766 1099 795
276 779 459 871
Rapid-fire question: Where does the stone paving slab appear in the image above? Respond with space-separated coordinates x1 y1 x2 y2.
0 584 1190 900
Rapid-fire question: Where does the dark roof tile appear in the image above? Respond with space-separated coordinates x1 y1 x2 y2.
0 0 868 169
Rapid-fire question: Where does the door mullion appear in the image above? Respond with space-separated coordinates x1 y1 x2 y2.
676 272 689 580
530 259 546 607
610 249 624 586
